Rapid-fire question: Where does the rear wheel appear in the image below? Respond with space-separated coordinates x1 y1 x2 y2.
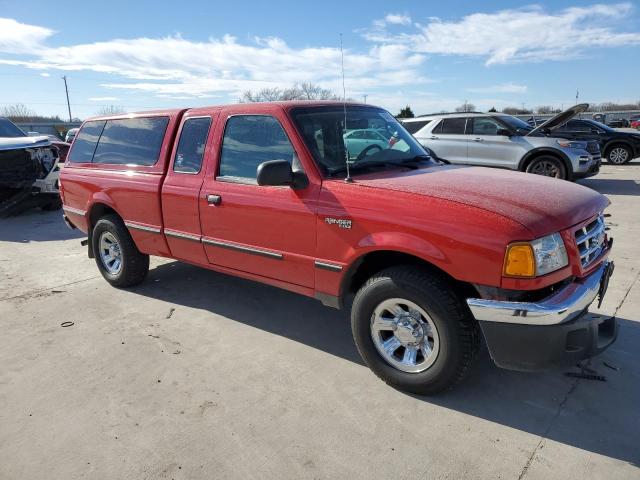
606 144 632 164
351 266 480 395
525 155 567 179
92 214 149 287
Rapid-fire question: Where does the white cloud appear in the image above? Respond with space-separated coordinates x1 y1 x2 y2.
0 19 430 100
466 83 528 94
88 96 119 101
364 3 640 65
384 14 412 25
0 18 53 54
39 72 50 77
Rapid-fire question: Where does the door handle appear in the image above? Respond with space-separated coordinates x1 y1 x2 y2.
207 194 221 206
473 138 484 142
429 136 439 140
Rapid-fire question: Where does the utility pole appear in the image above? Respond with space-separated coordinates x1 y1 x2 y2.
363 94 368 104
62 76 72 122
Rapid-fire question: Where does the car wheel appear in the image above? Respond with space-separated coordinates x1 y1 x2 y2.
92 214 149 287
525 155 567 179
606 145 632 164
351 266 480 395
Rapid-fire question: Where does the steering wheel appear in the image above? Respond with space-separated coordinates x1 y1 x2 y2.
356 144 383 162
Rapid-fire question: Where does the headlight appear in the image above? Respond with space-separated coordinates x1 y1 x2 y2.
504 233 568 278
556 139 587 149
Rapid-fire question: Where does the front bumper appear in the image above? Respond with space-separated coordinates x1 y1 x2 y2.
467 261 616 371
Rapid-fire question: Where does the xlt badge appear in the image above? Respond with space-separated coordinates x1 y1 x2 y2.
325 217 352 229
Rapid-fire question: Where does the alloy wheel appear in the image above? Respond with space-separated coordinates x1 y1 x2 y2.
609 147 629 164
99 231 122 275
370 298 440 373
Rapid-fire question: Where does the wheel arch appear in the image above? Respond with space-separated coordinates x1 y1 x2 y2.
518 148 572 176
603 140 634 155
86 199 124 258
339 249 478 308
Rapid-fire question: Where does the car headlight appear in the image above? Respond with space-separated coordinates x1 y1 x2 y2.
504 233 569 278
556 139 587 150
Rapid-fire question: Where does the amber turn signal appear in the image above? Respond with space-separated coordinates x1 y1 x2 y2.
503 243 536 277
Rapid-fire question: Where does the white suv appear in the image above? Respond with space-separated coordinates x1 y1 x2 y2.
401 105 601 180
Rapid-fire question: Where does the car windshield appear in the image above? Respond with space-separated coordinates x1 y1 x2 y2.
290 105 433 176
499 115 533 134
0 117 27 137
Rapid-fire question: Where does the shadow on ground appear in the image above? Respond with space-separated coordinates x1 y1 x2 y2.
131 260 640 467
578 178 640 196
0 209 84 243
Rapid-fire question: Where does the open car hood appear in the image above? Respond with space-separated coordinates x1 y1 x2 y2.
526 103 589 136
0 135 51 151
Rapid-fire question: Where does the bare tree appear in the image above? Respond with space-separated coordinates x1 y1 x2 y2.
455 102 476 112
502 106 533 115
240 83 340 103
96 105 126 116
1 103 36 119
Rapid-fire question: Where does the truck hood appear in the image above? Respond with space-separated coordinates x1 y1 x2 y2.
526 103 589 136
0 135 51 151
353 165 609 236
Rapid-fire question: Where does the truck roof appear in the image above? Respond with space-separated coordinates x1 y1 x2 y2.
85 101 372 122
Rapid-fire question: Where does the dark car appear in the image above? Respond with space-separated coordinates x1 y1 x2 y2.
549 119 640 164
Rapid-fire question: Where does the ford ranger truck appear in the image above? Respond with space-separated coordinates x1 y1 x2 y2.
59 102 616 394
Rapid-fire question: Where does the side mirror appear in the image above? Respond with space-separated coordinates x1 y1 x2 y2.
257 160 309 190
257 160 293 187
591 128 600 134
496 128 511 136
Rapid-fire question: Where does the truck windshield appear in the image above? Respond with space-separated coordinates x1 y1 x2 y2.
0 117 27 138
290 105 433 176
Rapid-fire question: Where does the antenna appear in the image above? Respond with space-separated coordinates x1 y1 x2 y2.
340 33 353 183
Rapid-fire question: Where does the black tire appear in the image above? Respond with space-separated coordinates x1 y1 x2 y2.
92 214 149 287
525 155 567 179
351 266 480 395
40 198 62 211
605 144 632 165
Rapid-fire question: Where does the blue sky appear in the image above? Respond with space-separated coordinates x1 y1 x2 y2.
0 0 639 119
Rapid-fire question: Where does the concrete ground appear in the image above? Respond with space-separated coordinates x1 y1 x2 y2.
1 164 639 480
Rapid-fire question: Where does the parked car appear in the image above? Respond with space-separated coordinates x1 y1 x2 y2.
343 129 389 159
0 117 62 215
606 118 629 129
629 115 640 130
401 104 601 180
548 119 640 164
65 128 79 143
60 102 616 394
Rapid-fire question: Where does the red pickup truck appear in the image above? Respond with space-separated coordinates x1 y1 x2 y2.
60 102 616 394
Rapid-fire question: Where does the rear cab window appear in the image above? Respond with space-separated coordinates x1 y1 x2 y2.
93 117 169 166
173 117 212 174
67 121 106 163
67 116 171 167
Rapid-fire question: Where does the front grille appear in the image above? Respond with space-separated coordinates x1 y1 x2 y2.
586 141 600 155
575 214 606 268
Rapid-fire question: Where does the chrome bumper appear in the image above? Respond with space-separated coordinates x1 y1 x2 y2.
467 261 612 326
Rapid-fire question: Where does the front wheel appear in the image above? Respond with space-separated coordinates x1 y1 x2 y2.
92 214 149 287
606 144 632 164
351 266 480 395
525 155 567 179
